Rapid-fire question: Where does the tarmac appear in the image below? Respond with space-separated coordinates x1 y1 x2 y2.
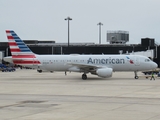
0 69 160 120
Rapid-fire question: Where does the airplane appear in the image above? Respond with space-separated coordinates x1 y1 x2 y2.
5 30 157 80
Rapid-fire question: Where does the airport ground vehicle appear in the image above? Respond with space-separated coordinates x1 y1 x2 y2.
0 64 15 72
142 69 159 75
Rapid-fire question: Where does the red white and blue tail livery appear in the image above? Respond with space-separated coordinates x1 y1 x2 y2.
5 30 157 80
6 30 40 65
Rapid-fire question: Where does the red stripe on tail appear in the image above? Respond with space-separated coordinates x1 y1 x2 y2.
7 36 14 39
12 55 36 58
6 30 11 33
10 49 21 52
9 42 17 46
13 60 41 64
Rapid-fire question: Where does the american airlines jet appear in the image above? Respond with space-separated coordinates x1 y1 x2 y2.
5 30 157 80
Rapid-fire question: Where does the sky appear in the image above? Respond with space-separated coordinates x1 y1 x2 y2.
0 0 160 44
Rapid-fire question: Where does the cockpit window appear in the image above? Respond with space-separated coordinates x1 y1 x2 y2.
145 59 150 62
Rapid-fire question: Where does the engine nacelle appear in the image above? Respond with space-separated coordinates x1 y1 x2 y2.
96 68 113 78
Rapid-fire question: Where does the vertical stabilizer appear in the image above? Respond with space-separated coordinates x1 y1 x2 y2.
6 30 40 65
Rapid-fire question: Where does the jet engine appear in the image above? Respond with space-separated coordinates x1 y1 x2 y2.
96 68 113 78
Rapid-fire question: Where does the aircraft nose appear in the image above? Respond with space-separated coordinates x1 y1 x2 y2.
153 62 158 68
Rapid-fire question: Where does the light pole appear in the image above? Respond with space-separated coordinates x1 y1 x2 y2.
65 17 72 47
97 22 103 44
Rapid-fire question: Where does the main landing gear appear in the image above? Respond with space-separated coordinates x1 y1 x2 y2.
37 69 42 73
82 74 87 80
134 71 139 79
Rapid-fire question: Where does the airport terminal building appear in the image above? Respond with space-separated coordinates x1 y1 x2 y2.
0 31 160 67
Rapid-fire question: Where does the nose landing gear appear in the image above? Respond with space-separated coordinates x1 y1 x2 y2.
134 71 139 79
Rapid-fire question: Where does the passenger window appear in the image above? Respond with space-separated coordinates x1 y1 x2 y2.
145 59 150 62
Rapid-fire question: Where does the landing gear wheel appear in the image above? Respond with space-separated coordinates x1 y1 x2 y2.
82 74 87 80
37 70 42 73
135 76 139 79
134 71 139 79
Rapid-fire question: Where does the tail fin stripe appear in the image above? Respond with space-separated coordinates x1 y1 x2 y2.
12 55 36 58
11 33 17 36
10 45 19 48
18 48 31 51
9 42 17 46
10 46 31 51
7 36 14 39
10 46 19 49
10 49 21 52
6 30 11 33
14 39 23 42
9 42 28 46
8 35 20 39
13 37 20 39
13 60 41 64
10 49 31 52
16 43 25 45
11 52 35 55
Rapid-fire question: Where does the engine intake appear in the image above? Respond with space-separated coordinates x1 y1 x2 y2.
96 68 113 78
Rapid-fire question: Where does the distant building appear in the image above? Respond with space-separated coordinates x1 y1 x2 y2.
107 30 129 44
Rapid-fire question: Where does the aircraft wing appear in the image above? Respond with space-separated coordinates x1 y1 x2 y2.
67 62 113 79
67 62 104 72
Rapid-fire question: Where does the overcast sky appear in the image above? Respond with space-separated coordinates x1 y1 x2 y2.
0 0 160 44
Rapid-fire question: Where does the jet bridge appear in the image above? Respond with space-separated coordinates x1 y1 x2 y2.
129 50 154 59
